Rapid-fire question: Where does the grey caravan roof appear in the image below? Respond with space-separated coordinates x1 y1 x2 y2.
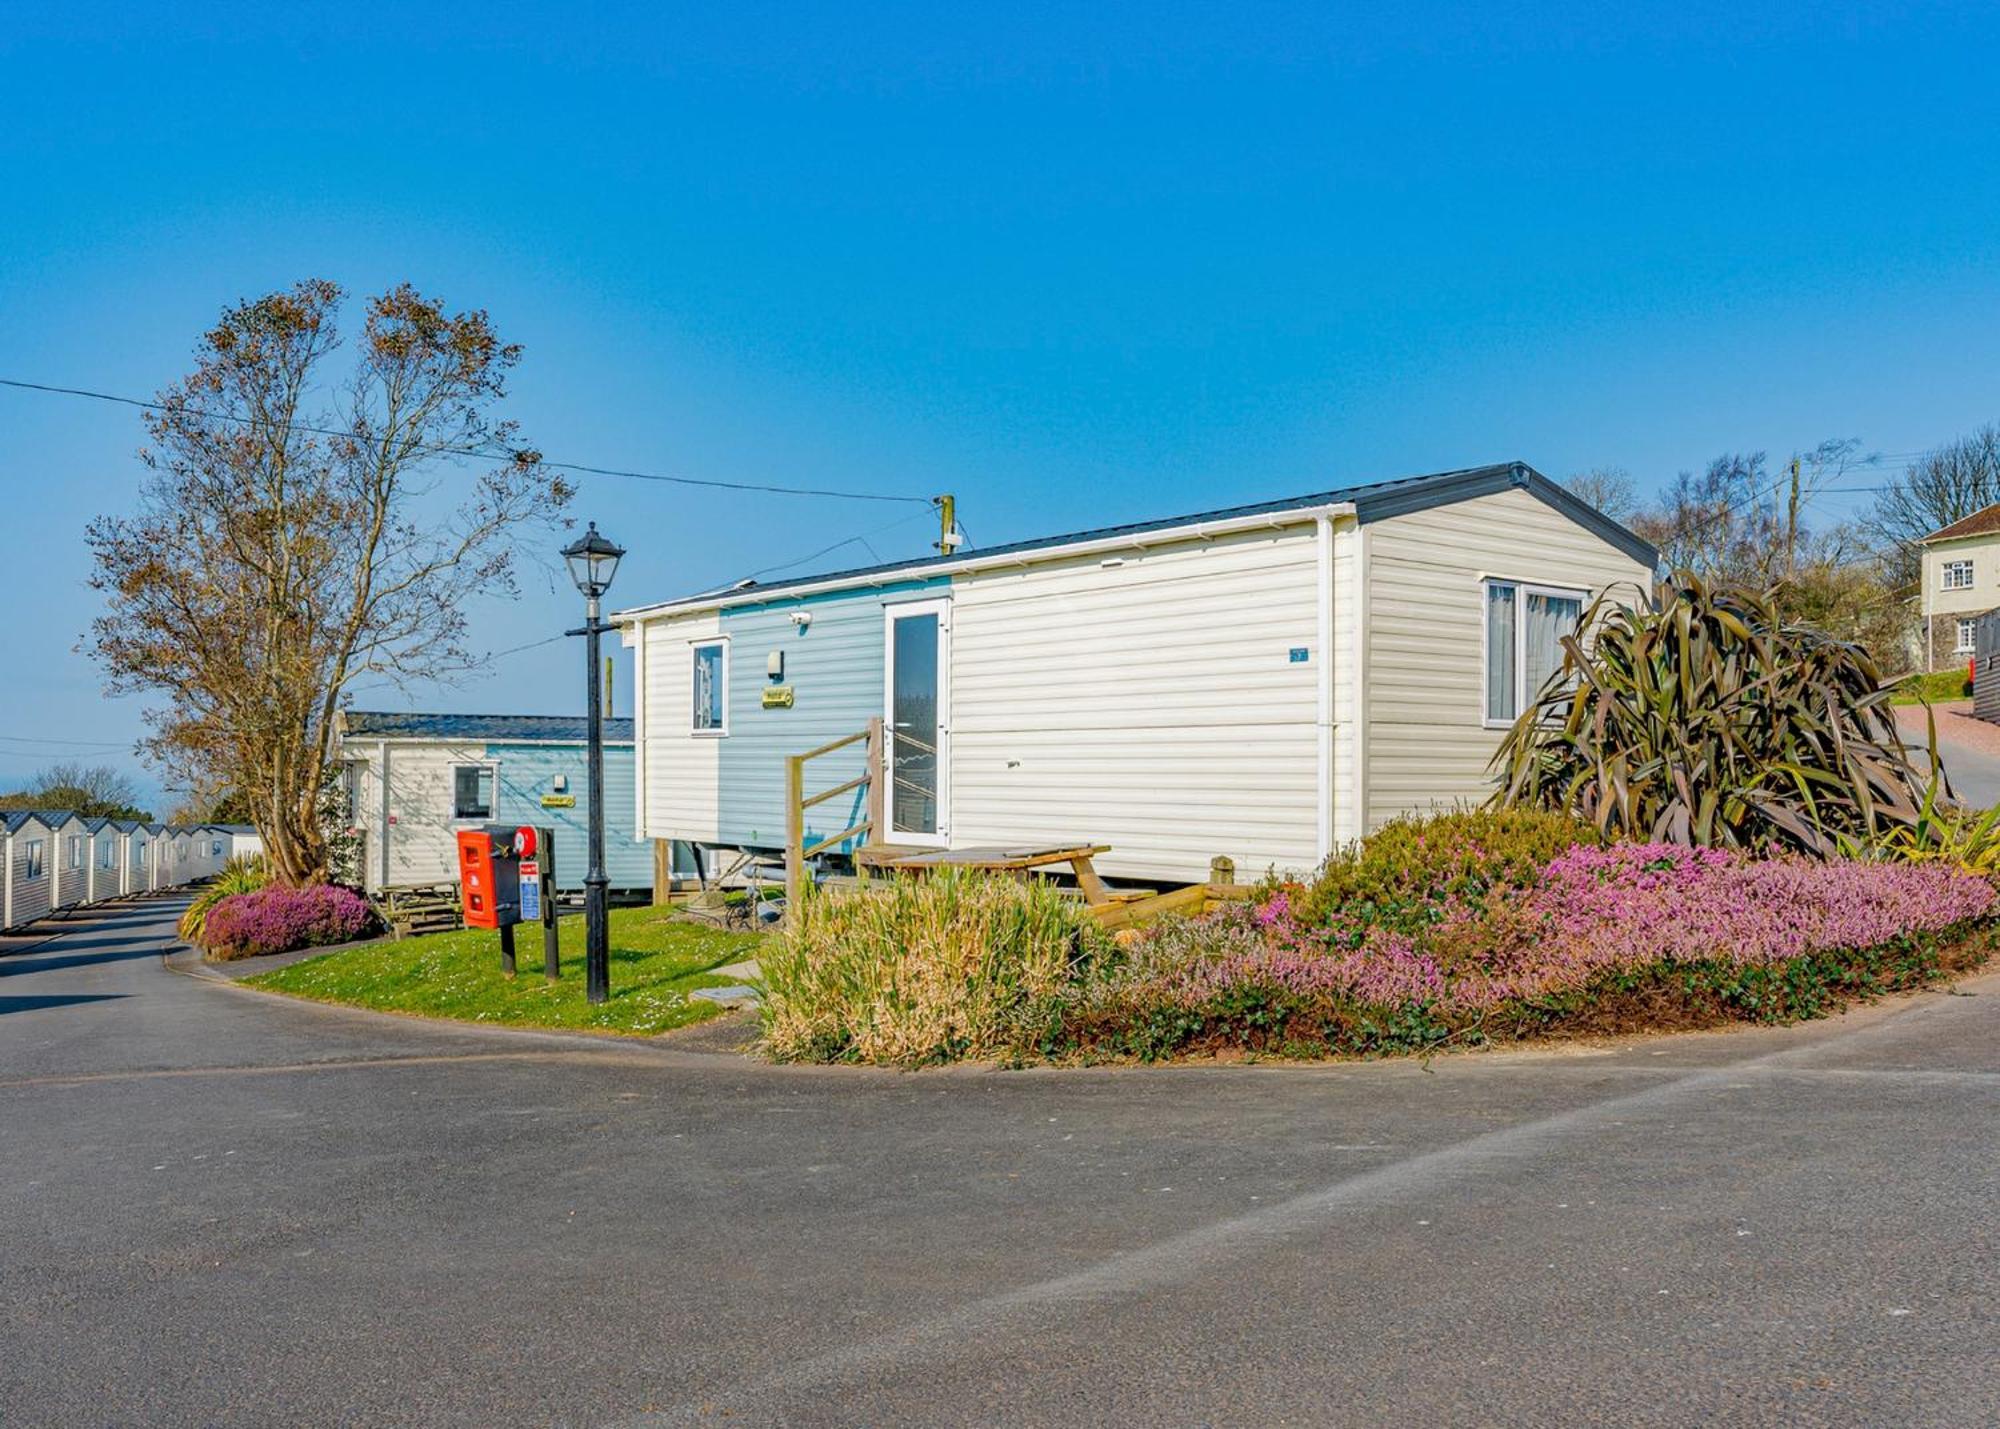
342 711 636 744
613 460 1658 619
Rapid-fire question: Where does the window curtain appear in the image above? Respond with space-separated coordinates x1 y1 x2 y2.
1524 592 1583 705
1486 583 1517 721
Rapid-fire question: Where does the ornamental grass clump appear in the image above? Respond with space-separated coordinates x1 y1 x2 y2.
760 870 1110 1065
201 884 377 961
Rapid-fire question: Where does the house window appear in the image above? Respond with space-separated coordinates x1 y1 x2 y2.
1943 559 1975 591
1485 579 1586 724
1956 618 1978 654
692 640 728 735
23 840 44 880
453 765 496 820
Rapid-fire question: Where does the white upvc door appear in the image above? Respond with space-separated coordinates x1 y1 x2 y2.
883 598 951 847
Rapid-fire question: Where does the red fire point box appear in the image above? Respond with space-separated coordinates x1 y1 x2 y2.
455 827 523 929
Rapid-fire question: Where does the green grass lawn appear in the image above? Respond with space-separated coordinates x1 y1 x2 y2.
1891 669 1974 705
247 905 763 1036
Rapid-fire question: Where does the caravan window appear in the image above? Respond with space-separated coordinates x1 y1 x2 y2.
67 835 85 870
453 765 495 820
692 641 728 735
1485 580 1585 725
98 839 117 869
23 840 44 880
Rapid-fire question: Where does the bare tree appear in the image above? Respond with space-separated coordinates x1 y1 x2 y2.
1561 466 1638 521
85 281 572 885
0 762 151 821
1871 425 2000 590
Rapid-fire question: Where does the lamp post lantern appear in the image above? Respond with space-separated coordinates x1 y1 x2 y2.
562 521 625 1005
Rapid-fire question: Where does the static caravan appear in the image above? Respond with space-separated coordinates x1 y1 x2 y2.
336 712 653 897
209 824 264 862
105 820 140 897
616 462 1657 885
83 818 122 903
47 812 89 911
2 811 59 930
137 816 166 884
190 827 228 881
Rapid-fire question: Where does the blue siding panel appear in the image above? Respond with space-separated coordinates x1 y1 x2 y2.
487 741 652 892
715 578 943 851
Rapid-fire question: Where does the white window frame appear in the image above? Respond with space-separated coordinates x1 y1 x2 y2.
67 835 85 870
23 839 44 880
450 762 499 822
1956 618 1978 654
131 838 146 869
1482 577 1589 729
1943 559 1975 591
690 638 730 737
98 838 117 870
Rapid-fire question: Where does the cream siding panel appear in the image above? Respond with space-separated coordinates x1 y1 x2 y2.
951 525 1323 883
1363 486 1652 829
639 611 723 843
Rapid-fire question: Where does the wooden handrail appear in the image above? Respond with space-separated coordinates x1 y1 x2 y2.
785 716 884 919
803 820 873 861
800 772 869 811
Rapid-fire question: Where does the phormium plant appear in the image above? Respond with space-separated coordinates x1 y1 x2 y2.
1490 571 1950 853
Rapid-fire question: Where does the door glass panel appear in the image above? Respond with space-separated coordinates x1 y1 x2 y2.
891 613 939 835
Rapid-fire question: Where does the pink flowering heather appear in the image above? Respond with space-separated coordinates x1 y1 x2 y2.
1139 844 1994 1016
202 884 376 961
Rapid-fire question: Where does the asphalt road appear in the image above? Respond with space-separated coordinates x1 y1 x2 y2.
3 897 1998 1427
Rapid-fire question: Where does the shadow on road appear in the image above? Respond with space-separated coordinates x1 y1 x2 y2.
0 947 176 977
0 993 128 1015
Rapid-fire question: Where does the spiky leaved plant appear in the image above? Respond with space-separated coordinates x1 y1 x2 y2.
177 854 271 947
1490 572 1949 853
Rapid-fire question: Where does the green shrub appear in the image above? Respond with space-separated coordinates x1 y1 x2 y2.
1291 806 1600 930
760 870 1111 1065
177 854 271 947
1492 572 1943 853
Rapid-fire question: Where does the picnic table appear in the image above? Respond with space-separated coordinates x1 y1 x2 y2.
854 842 1116 905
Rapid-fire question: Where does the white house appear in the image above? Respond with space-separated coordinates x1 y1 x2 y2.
615 462 1658 885
2 812 59 930
1919 503 2000 672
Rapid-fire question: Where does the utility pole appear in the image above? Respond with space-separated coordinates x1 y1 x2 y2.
936 494 957 555
1785 455 1802 585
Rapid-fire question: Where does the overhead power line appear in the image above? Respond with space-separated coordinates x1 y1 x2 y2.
0 376 937 507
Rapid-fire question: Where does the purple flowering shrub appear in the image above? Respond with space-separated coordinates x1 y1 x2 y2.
202 884 378 961
1077 841 1997 1059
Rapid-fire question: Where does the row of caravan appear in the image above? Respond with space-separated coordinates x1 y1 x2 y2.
1 811 263 931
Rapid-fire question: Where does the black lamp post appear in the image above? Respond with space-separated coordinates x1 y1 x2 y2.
562 521 625 1005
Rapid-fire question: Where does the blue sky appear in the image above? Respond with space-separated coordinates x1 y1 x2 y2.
3 2 1998 807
